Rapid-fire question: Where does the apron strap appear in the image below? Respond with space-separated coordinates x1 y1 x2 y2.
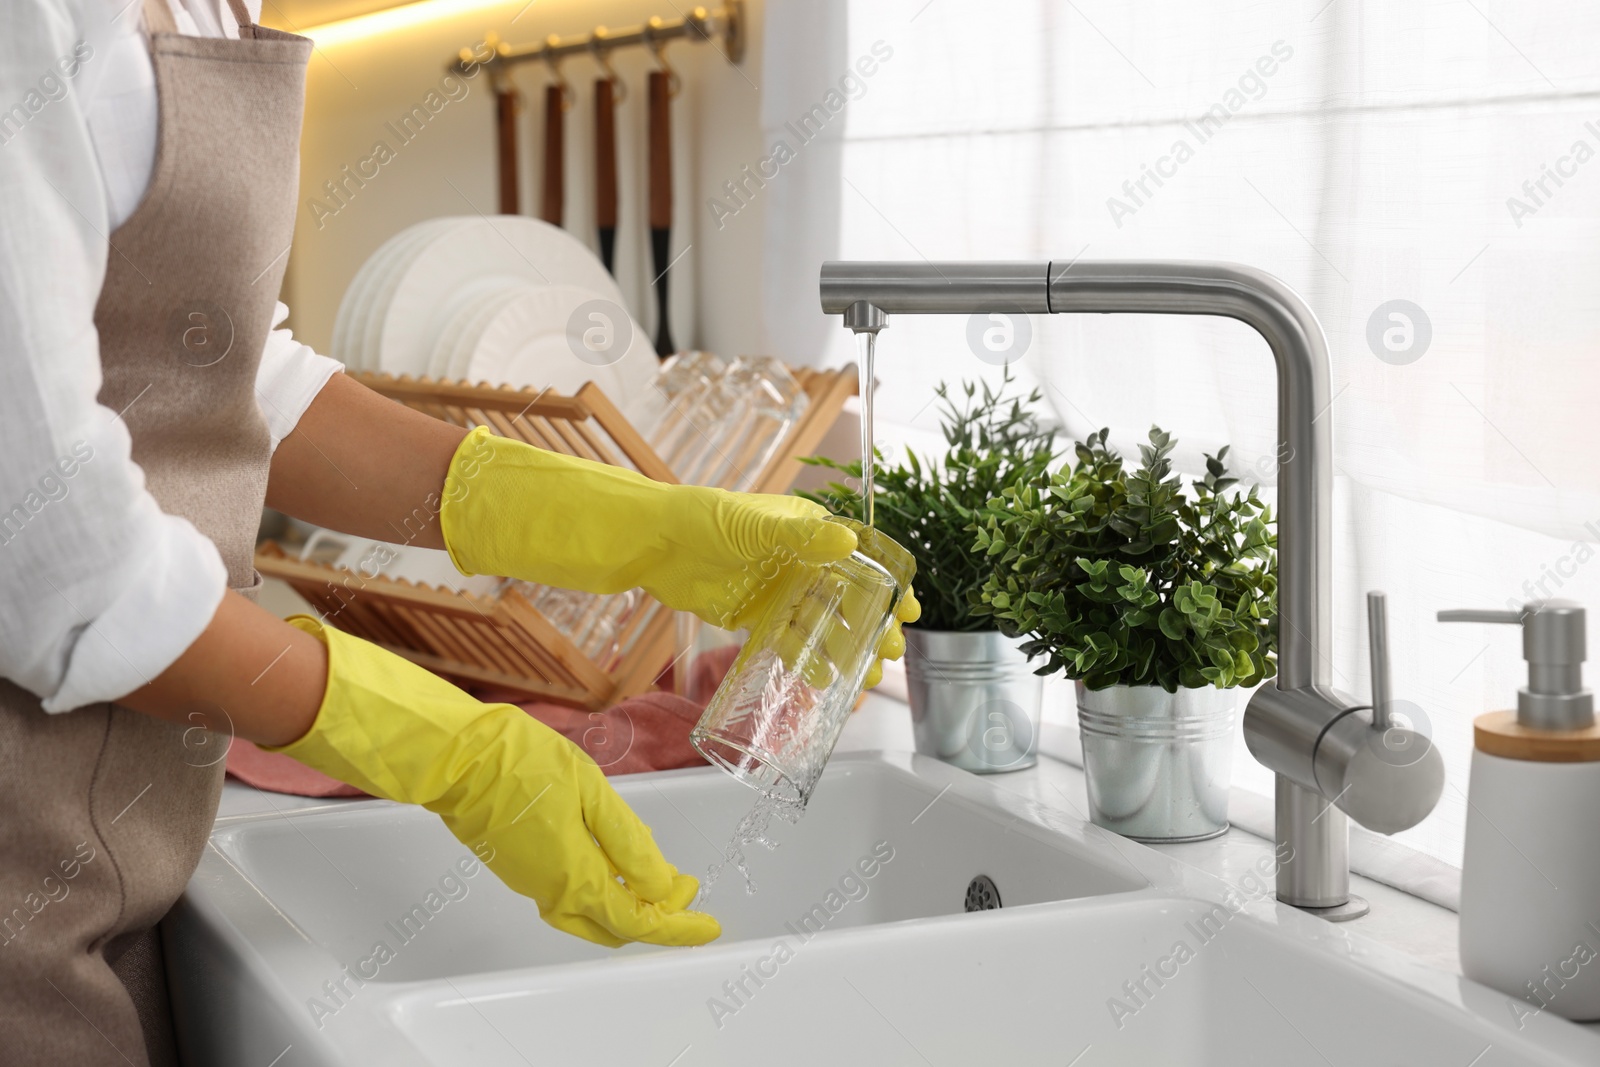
223 0 253 30
141 0 179 33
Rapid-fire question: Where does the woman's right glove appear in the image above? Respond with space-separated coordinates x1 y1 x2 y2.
436 426 917 688
263 616 720 949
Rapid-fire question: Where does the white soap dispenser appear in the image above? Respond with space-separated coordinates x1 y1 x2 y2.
1439 600 1600 1022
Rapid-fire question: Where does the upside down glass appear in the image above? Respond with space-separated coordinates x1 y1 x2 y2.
690 517 916 807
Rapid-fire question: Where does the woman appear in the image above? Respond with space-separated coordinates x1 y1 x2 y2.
0 2 917 1063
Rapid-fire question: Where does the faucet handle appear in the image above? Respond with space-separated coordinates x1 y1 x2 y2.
1438 608 1525 625
1367 592 1392 730
1302 590 1445 836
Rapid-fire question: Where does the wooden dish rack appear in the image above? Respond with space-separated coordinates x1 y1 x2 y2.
255 366 857 710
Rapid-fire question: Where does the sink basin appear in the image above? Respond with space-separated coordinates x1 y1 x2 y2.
168 751 1600 1066
391 895 1594 1066
196 751 1138 982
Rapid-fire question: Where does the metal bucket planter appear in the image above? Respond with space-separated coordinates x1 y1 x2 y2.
1075 681 1236 842
905 630 1043 773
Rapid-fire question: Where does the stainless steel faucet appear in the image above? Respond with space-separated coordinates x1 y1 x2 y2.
820 260 1444 920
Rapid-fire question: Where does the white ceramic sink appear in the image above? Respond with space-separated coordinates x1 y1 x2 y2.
168 752 1600 1066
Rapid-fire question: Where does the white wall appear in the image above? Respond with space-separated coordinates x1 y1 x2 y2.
280 0 770 360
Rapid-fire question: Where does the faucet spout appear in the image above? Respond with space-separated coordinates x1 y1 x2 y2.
823 259 1333 687
820 259 1441 919
841 300 889 335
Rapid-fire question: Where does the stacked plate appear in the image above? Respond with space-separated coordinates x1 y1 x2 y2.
331 216 657 404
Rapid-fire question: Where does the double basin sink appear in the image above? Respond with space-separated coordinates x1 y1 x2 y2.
169 751 1600 1065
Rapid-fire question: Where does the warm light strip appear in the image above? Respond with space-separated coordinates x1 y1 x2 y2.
300 0 511 48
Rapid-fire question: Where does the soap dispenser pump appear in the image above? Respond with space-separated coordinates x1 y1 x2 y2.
1439 600 1600 1021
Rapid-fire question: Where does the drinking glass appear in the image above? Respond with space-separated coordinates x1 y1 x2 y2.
702 357 810 490
672 612 744 703
690 518 916 807
629 350 724 471
620 350 719 438
517 584 640 665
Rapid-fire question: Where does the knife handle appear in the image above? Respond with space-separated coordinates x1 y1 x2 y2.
648 71 672 230
495 86 519 215
540 84 564 226
595 78 618 231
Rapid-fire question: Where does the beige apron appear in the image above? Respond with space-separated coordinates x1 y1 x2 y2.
0 2 310 1063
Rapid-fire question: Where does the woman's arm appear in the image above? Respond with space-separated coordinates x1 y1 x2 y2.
117 591 326 746
121 375 469 745
265 372 468 550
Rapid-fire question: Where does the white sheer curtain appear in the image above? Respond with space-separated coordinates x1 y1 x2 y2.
760 0 1600 869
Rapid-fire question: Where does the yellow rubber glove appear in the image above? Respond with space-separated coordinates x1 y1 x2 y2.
439 426 918 684
264 616 719 949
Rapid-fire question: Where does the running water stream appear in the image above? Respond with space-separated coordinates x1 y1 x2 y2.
856 330 876 527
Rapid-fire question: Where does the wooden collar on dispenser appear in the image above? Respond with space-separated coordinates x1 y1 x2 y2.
1474 710 1600 762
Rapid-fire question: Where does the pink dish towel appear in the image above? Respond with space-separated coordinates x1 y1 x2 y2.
226 739 367 798
225 645 742 797
479 690 708 777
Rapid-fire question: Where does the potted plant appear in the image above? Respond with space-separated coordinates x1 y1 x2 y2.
798 373 1056 772
971 426 1277 839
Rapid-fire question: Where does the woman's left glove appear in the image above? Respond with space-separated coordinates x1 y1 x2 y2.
264 617 720 948
438 427 918 686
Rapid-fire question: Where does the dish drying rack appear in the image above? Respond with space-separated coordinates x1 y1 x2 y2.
255 365 858 711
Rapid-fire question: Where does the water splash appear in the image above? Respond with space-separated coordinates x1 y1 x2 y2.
697 790 805 903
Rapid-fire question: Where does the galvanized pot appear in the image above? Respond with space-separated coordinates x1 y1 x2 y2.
905 629 1043 773
1075 681 1236 842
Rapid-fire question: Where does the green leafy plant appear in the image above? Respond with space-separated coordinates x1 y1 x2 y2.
797 373 1056 631
971 427 1277 691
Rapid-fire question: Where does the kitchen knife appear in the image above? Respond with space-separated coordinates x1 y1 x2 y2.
595 77 619 273
647 69 675 359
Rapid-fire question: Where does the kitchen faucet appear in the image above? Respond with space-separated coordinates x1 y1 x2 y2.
819 260 1444 920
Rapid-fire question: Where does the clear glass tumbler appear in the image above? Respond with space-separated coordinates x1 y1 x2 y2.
690 518 916 807
621 349 723 447
703 357 810 491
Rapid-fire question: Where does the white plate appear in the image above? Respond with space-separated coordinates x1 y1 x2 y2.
331 218 460 371
460 285 656 401
443 284 537 384
443 287 520 384
377 217 627 379
356 218 466 373
330 232 404 368
422 276 525 381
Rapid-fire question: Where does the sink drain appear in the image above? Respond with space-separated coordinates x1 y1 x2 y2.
965 874 1001 912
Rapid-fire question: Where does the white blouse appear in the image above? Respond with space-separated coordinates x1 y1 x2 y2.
0 0 342 712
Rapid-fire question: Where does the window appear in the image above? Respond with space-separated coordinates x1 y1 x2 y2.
761 0 1600 868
